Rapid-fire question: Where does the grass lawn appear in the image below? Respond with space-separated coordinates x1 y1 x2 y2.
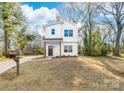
20 54 43 58
0 56 124 90
0 57 11 62
0 55 43 62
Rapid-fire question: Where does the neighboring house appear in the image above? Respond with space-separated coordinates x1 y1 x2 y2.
43 20 78 57
23 37 44 55
0 39 4 50
0 29 4 50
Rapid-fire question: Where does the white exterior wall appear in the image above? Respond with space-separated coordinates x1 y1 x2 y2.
62 21 78 42
45 42 78 57
61 42 78 56
46 42 60 57
44 21 78 57
45 24 62 38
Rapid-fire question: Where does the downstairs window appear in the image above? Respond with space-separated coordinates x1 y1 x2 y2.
64 45 73 53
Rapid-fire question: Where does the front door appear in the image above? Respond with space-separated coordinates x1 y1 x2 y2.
48 46 53 56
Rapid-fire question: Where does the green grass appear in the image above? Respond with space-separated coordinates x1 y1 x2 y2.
120 53 124 57
107 54 124 61
20 54 43 58
0 57 11 62
0 54 43 62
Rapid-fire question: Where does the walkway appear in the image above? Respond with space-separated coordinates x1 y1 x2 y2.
0 55 42 74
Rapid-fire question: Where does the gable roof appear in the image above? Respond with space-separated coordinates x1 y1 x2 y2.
43 21 64 27
43 19 77 28
64 19 77 26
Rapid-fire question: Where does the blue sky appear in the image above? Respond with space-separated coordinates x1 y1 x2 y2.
20 2 113 36
21 2 63 9
21 2 63 35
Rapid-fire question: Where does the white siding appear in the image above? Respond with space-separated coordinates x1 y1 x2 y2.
46 42 60 57
62 21 78 42
61 42 78 56
44 21 78 57
45 21 78 42
45 24 62 38
45 42 78 57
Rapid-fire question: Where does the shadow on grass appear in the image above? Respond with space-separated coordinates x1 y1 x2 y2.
91 56 124 78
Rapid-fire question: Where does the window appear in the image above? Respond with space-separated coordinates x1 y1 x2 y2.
51 29 55 35
69 46 72 52
64 46 68 52
64 45 73 52
64 29 68 37
69 30 73 37
64 29 73 37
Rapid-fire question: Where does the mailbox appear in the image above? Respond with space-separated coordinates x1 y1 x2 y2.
8 52 17 59
8 50 19 59
8 50 20 76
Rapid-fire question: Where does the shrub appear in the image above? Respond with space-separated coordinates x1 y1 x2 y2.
37 46 44 55
0 50 3 57
101 44 108 56
82 30 109 56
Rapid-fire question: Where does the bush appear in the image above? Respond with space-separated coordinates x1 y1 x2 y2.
37 46 44 55
82 30 109 56
81 43 108 56
0 50 3 57
101 45 108 56
23 42 44 55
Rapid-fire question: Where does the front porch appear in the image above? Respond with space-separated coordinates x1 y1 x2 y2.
43 38 63 58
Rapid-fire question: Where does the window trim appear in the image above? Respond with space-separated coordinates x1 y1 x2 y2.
64 29 73 37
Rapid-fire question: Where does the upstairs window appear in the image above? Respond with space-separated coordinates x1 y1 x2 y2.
51 29 55 35
64 29 68 37
69 30 73 37
64 29 73 37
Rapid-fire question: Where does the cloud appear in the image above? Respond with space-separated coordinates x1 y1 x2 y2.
100 13 113 18
21 4 59 36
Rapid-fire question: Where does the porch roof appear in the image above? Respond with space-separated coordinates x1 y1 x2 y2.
43 38 63 42
43 38 63 40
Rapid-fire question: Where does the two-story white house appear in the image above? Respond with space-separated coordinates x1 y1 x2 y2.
43 20 78 57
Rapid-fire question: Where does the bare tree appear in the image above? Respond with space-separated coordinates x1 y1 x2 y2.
58 3 86 24
100 2 124 56
59 3 102 55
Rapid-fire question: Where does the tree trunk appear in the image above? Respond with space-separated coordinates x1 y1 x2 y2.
113 24 122 56
89 26 92 56
88 11 92 56
4 29 8 57
3 14 9 57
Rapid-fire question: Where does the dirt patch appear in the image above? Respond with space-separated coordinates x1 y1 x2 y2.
0 56 124 90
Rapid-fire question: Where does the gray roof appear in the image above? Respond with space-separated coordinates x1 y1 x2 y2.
43 19 77 28
43 38 63 40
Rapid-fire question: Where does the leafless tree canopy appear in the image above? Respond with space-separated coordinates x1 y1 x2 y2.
58 2 124 56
